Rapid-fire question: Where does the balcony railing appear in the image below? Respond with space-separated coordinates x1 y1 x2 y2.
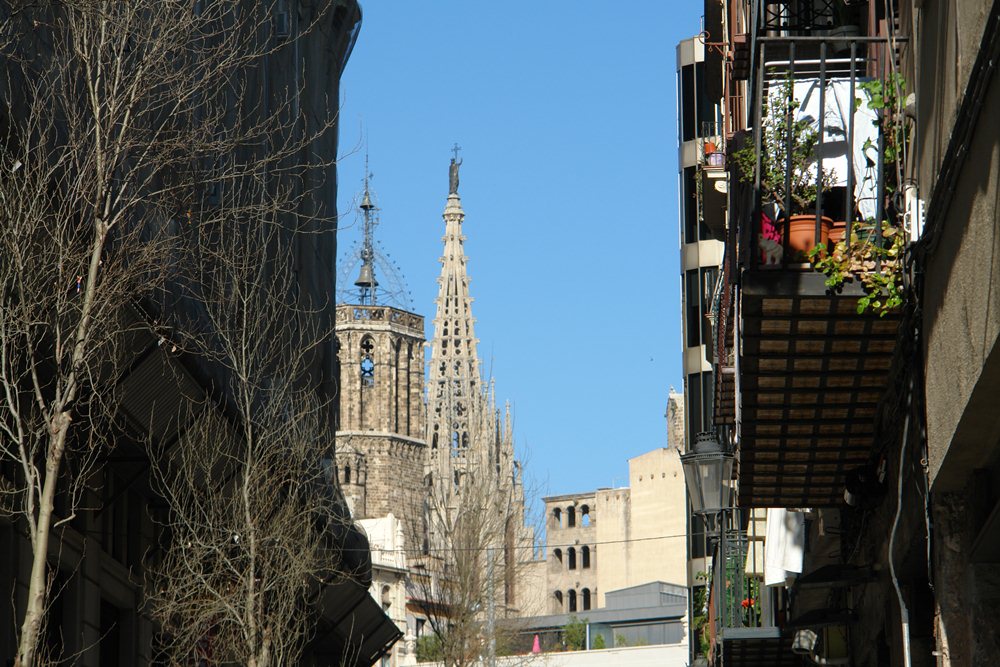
710 511 778 639
736 35 899 271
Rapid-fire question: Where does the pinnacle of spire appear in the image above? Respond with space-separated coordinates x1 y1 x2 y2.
354 168 379 304
427 154 482 463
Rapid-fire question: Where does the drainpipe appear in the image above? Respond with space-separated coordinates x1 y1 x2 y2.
888 379 914 667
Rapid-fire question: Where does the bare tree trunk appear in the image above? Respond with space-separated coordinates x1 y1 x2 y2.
0 1 340 664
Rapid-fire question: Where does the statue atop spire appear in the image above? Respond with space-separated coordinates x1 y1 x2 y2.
448 143 462 195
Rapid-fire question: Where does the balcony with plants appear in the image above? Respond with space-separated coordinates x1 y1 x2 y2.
698 510 805 666
723 25 911 508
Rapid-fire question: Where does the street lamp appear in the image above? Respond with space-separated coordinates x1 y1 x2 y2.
681 431 734 517
682 431 734 667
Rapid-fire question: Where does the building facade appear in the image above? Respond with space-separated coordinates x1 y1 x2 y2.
542 447 688 615
685 0 1000 665
0 2 401 665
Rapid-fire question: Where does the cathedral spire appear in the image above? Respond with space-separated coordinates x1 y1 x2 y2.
427 152 480 459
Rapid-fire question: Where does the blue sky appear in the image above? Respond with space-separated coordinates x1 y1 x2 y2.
337 2 703 501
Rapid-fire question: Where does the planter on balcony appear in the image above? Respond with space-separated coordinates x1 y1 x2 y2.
828 219 846 244
788 215 831 254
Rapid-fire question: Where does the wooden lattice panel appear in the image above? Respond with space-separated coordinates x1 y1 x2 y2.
737 271 902 508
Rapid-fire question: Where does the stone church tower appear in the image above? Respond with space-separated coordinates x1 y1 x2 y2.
335 178 427 525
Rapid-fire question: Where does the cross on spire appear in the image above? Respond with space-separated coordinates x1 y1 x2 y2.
451 142 462 162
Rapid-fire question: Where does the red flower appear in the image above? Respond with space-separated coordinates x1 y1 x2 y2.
741 597 755 609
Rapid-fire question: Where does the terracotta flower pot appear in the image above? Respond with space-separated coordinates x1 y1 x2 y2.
829 220 847 244
787 214 831 254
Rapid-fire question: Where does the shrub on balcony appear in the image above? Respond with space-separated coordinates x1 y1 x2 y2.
734 75 837 260
808 74 909 317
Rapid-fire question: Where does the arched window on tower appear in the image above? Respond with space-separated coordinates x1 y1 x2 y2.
552 548 562 564
568 547 577 570
553 508 562 529
582 545 591 568
554 590 564 612
360 337 375 387
344 465 351 484
568 590 577 613
567 506 576 527
582 588 591 611
581 505 591 526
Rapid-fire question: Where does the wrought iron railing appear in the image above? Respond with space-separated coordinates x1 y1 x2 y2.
736 34 899 270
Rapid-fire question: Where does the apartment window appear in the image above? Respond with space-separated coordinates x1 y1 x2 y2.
685 269 701 347
695 62 714 138
681 64 695 141
701 267 718 345
683 167 698 244
690 513 707 559
686 372 715 444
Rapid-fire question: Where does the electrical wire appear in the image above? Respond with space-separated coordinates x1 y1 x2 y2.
355 531 690 555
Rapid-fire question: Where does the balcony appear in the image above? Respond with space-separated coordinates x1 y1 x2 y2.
705 511 800 666
727 33 905 507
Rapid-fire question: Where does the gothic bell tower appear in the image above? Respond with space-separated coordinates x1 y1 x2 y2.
335 173 427 522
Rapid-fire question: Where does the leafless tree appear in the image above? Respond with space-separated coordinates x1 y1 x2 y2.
0 2 340 664
409 390 539 667
146 220 357 667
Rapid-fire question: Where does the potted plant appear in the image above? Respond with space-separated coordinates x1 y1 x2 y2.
809 74 909 317
734 76 836 260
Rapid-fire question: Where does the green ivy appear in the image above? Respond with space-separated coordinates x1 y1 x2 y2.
809 220 905 317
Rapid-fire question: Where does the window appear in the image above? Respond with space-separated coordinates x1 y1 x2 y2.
690 513 707 559
553 508 562 528
582 546 591 568
701 267 718 345
567 506 576 527
568 590 578 613
687 372 703 438
581 505 591 526
681 64 695 142
682 167 713 243
360 337 375 387
685 269 701 347
695 62 714 137
582 588 591 611
568 547 577 570
553 548 563 564
683 167 699 244
686 371 715 444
